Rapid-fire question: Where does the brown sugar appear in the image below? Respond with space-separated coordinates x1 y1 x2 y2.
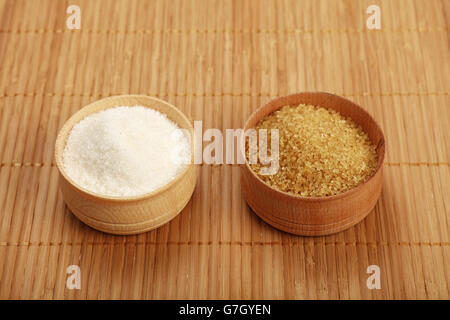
247 104 378 197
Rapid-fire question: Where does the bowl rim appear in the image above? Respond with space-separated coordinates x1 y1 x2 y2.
54 94 195 203
242 92 386 202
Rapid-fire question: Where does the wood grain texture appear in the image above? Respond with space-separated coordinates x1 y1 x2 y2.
241 92 385 236
54 95 197 235
0 0 449 299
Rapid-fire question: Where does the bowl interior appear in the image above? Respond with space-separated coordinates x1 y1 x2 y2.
243 92 386 199
54 95 195 201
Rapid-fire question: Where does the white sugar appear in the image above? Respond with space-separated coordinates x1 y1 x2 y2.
63 106 191 197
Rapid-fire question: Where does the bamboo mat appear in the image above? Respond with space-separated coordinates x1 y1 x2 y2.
0 0 449 299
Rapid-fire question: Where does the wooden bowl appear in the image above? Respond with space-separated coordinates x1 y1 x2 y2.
55 95 197 235
240 92 385 236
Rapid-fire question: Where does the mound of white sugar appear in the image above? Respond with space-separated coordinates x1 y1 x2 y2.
63 106 191 197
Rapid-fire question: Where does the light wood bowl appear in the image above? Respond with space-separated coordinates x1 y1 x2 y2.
241 92 385 236
55 95 197 235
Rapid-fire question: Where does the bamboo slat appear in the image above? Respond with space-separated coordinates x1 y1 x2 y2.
0 0 448 299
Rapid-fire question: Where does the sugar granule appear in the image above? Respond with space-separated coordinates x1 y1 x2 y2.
63 106 191 197
247 104 378 197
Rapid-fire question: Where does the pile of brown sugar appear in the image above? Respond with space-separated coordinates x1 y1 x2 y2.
248 104 378 197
